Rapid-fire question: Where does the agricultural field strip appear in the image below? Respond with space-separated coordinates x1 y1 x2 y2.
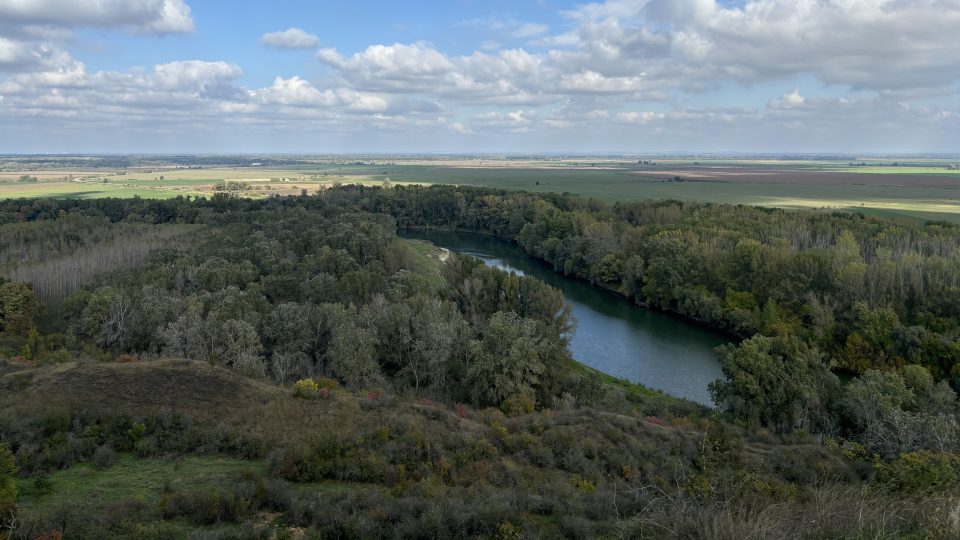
2 161 960 221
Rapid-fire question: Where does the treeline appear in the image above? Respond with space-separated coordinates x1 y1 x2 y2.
1 216 199 303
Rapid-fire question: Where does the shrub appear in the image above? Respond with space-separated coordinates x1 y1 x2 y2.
315 377 340 390
874 451 960 493
292 379 319 399
570 474 597 494
360 390 393 410
92 445 117 469
501 394 536 417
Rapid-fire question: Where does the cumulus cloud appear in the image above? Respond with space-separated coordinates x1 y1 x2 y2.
313 0 960 103
260 28 319 49
0 0 194 34
0 0 958 150
0 37 73 72
556 0 960 92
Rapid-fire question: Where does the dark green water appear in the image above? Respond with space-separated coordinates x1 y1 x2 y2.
401 230 729 405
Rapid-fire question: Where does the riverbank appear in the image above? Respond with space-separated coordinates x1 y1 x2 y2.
401 225 744 342
400 228 727 405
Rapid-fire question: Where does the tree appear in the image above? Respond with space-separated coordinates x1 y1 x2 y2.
841 367 960 455
402 298 467 395
710 335 839 433
328 314 383 388
270 351 309 385
160 297 207 360
76 287 134 353
264 302 312 355
841 370 911 433
466 312 562 407
0 282 40 336
210 319 265 377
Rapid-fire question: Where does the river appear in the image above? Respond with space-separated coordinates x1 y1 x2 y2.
401 230 729 405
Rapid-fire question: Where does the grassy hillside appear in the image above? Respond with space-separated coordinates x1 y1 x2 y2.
1 358 957 538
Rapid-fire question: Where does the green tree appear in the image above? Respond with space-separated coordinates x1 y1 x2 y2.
0 281 40 336
328 312 383 388
264 302 312 355
466 312 562 407
209 319 265 377
841 370 911 433
76 287 134 352
710 335 839 433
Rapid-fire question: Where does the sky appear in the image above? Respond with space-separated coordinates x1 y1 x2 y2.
0 0 958 154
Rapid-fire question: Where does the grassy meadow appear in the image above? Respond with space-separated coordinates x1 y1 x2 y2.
15 455 266 512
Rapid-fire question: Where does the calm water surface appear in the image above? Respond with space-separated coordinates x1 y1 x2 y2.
402 230 729 405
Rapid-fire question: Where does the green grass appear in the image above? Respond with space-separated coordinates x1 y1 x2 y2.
15 455 266 511
844 166 960 175
0 181 201 200
400 238 449 290
562 356 689 409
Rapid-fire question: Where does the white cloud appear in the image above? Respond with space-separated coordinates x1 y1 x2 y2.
260 28 319 49
0 0 194 34
318 43 455 85
769 88 806 110
457 16 550 39
0 0 958 150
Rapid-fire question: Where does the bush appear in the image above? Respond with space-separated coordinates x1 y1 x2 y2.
502 394 536 417
292 379 319 399
315 377 340 390
92 445 118 469
874 451 960 493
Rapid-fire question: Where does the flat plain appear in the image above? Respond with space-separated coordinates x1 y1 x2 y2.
2 157 960 221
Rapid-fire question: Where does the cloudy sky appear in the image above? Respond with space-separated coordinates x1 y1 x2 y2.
0 0 958 153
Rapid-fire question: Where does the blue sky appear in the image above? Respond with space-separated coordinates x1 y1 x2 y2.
76 1 567 81
0 0 958 153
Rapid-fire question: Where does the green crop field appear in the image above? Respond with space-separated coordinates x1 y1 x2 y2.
2 158 959 221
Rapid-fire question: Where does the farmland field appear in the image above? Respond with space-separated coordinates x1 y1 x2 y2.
2 157 960 221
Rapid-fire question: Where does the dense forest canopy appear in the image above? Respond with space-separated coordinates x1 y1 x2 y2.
1 186 959 537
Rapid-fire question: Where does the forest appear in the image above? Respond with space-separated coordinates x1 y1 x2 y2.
0 186 959 538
